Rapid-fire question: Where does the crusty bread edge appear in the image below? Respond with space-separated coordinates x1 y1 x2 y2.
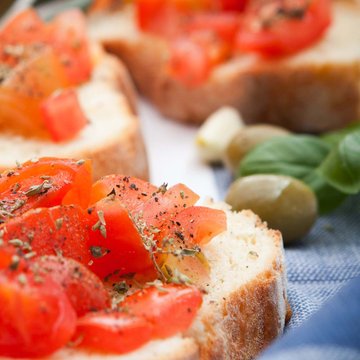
192 209 290 360
67 53 150 181
0 52 149 181
89 2 360 133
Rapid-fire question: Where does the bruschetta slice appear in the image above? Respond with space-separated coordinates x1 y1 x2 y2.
88 0 360 133
0 9 148 180
0 158 289 360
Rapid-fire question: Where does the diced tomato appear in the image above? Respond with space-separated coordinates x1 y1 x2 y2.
122 284 202 338
136 0 214 37
0 158 92 218
40 89 88 142
141 183 200 227
74 311 152 354
236 0 332 57
91 177 199 226
0 271 76 358
217 0 247 11
0 9 48 66
90 175 157 209
0 244 28 272
1 205 91 265
31 256 110 316
0 88 46 138
49 9 92 84
87 198 153 278
186 13 240 43
169 206 227 245
2 47 70 99
169 37 211 87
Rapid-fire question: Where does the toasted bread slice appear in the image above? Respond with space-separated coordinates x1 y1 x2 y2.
0 49 149 180
35 201 288 360
88 1 360 133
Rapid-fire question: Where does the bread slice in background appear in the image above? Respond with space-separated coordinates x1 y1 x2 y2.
0 49 149 180
23 202 288 360
88 1 360 133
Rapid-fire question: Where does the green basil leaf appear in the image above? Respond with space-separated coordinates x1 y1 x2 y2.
322 121 360 147
319 130 360 194
303 171 347 214
237 135 347 214
238 135 331 179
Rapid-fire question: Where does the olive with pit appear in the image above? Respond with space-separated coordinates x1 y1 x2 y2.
225 175 318 244
224 124 291 173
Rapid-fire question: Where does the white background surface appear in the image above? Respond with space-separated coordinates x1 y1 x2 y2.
139 99 221 201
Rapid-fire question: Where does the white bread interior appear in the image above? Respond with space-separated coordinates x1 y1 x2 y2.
88 1 360 132
0 48 149 180
27 201 288 360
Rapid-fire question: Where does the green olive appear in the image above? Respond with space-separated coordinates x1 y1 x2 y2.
225 175 318 244
224 124 291 173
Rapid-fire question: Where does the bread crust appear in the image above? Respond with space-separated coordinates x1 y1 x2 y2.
0 52 149 181
89 1 360 133
190 211 289 360
75 53 149 180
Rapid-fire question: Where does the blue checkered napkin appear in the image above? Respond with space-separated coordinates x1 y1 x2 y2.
258 275 360 360
285 193 360 329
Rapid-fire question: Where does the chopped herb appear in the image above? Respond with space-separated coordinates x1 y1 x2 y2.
90 246 109 258
17 274 27 286
107 188 116 197
130 183 138 191
174 231 184 241
55 218 63 230
76 159 85 166
24 251 37 260
180 191 185 199
113 281 129 295
8 239 24 247
146 279 169 292
92 211 107 238
55 248 63 257
157 183 168 194
9 255 20 271
249 250 259 258
25 180 52 197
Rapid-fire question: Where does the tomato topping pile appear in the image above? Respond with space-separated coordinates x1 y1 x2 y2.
135 0 332 86
0 9 91 141
0 158 227 357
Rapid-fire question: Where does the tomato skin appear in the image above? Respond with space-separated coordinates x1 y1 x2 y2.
87 198 153 279
141 183 200 226
169 37 211 87
2 47 70 99
0 158 92 218
186 13 240 43
0 9 47 66
170 206 227 245
236 0 332 57
136 0 213 36
0 88 46 138
1 205 91 265
0 244 29 272
40 89 88 142
0 272 77 358
90 175 157 210
217 0 247 11
31 256 110 316
74 311 152 354
122 284 202 338
49 9 92 84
